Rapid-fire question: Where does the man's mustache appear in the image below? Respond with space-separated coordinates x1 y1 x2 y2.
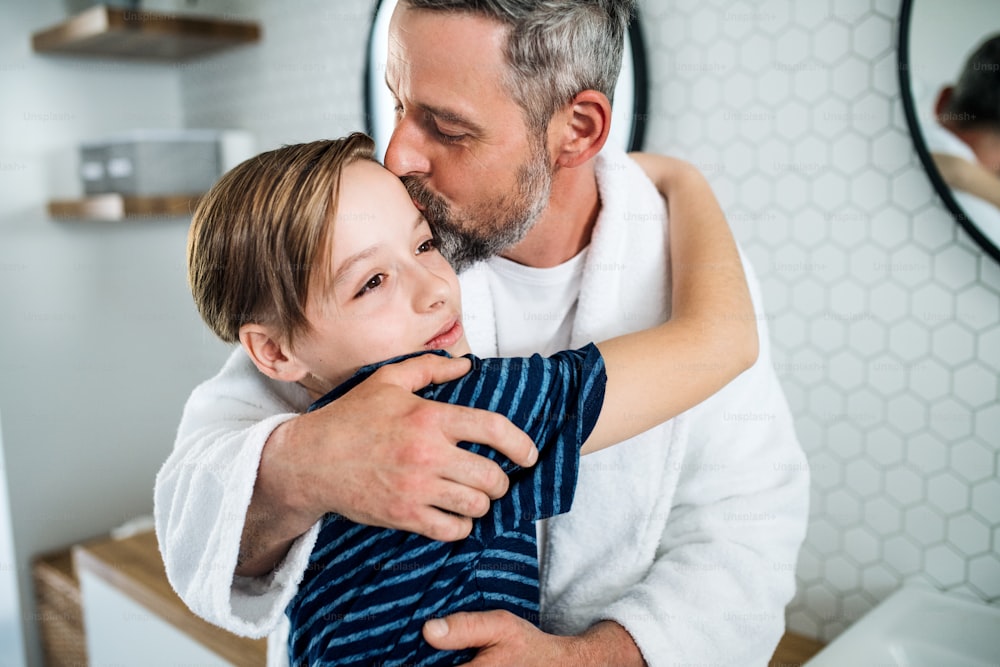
401 176 438 209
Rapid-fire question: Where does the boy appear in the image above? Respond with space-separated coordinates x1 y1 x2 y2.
186 133 756 665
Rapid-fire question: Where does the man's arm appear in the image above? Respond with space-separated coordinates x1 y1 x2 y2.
425 156 807 665
582 152 757 455
236 354 538 576
155 349 537 634
931 152 1000 208
426 260 807 667
600 155 807 663
598 267 809 664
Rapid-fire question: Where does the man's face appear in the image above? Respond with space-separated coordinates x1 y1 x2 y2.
384 5 553 271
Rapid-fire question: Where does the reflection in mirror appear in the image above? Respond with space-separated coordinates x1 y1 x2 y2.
899 0 1000 262
364 0 647 163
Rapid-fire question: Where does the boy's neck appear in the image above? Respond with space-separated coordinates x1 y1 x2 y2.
500 161 601 269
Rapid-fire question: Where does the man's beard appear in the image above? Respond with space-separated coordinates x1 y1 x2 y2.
401 144 552 272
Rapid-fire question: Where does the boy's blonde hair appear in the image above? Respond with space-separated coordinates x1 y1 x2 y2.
187 133 376 344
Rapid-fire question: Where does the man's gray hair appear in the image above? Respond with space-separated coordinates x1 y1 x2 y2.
402 0 636 133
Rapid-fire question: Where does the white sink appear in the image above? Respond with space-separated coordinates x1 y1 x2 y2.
804 586 1000 667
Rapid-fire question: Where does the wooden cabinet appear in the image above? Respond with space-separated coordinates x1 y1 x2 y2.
770 631 826 666
55 529 819 665
73 530 266 666
32 549 87 666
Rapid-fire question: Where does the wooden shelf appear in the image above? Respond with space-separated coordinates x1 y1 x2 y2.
32 4 260 61
48 192 203 220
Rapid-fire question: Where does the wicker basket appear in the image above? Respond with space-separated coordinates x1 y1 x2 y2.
32 548 87 667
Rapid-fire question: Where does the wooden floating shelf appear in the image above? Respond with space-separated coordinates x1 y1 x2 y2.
32 4 261 61
48 192 204 221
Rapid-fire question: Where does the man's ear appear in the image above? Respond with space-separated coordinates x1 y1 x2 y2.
934 86 954 118
550 89 612 169
239 324 309 383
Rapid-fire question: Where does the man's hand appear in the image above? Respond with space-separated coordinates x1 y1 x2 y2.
235 353 538 576
422 612 646 667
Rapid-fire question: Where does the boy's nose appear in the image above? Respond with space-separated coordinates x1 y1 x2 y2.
414 266 450 312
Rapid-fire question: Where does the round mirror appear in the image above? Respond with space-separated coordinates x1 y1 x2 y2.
898 0 1000 262
364 0 648 163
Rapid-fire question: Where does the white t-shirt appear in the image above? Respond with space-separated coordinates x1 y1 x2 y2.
485 249 589 357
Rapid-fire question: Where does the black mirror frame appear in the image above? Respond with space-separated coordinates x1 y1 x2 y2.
363 0 649 153
623 12 650 152
897 0 1000 263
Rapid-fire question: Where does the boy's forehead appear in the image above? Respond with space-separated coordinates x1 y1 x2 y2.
331 161 419 242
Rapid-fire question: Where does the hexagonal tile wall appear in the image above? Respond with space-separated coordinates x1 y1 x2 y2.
639 0 1000 643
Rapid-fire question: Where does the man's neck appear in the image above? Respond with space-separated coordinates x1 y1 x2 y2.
500 160 601 268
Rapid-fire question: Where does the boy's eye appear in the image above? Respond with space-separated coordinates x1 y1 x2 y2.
355 274 385 298
416 238 437 254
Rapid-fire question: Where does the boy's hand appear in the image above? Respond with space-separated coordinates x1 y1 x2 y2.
237 354 538 576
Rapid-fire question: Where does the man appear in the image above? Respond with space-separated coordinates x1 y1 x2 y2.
155 1 809 665
925 35 1000 224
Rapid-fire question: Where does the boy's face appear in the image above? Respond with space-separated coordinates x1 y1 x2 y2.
292 160 471 394
383 5 553 270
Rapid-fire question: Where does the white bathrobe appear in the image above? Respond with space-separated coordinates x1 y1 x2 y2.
155 146 809 666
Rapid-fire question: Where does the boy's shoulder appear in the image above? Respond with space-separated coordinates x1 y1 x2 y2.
307 344 605 414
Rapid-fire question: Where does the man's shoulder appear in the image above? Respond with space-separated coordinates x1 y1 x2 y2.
595 144 647 180
590 146 667 246
595 146 661 206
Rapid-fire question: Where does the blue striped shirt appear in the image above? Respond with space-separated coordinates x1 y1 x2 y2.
286 343 607 666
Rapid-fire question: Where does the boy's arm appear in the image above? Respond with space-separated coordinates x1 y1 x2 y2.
581 154 757 454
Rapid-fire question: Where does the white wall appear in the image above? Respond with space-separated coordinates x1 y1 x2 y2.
0 2 232 664
908 0 998 110
638 0 1000 641
180 0 368 150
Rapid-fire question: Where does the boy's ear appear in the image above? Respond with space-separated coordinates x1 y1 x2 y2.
239 324 309 383
549 89 612 169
